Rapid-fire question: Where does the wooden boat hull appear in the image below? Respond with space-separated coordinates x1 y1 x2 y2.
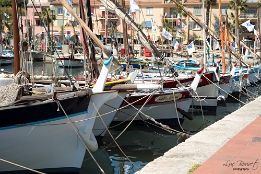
93 92 127 137
113 89 192 128
0 92 91 173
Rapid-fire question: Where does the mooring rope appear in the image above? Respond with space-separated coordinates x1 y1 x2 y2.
202 74 247 105
0 158 45 174
90 96 141 171
54 98 105 174
117 90 192 139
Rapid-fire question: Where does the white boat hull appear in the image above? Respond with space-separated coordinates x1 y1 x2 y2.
190 83 218 112
113 90 193 127
0 113 88 173
93 92 126 137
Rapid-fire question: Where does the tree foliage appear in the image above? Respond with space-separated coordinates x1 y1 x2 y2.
228 0 248 32
0 0 11 7
205 0 217 28
0 0 28 7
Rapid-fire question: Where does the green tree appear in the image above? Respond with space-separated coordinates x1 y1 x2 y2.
158 19 173 33
228 0 248 33
205 0 217 29
40 7 56 51
0 0 11 7
0 0 28 7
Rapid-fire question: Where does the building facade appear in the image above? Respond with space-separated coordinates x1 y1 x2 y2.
23 0 260 47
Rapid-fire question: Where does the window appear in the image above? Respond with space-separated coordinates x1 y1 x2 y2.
246 7 257 14
73 7 78 15
170 8 177 18
24 19 30 26
193 7 201 15
189 22 200 30
146 7 153 15
57 7 63 14
35 19 44 26
189 21 194 30
221 6 227 15
57 19 63 26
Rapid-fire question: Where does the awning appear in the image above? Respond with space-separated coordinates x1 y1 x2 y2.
142 21 152 28
99 6 105 11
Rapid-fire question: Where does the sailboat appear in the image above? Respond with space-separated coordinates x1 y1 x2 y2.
0 0 120 173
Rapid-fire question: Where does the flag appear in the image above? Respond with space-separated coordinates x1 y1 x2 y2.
230 40 235 50
164 12 167 18
4 13 9 18
176 29 182 38
182 22 187 29
241 20 255 32
130 0 140 13
213 39 220 50
206 40 212 51
3 26 8 33
172 39 180 50
176 14 181 25
187 41 195 55
254 29 259 36
162 28 172 40
151 18 156 33
133 13 137 21
66 0 73 6
227 33 233 42
176 18 180 26
64 7 71 17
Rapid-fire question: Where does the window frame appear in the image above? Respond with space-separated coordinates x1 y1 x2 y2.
146 7 153 15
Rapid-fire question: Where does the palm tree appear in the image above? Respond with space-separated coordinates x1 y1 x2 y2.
40 7 56 51
158 19 173 33
205 0 217 29
170 2 187 39
228 0 248 34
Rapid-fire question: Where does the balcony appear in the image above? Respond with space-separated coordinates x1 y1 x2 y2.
239 29 254 34
164 0 174 4
163 0 181 4
99 28 105 33
239 13 257 19
34 12 42 16
99 14 118 20
164 15 178 19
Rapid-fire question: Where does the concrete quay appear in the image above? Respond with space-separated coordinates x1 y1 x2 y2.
136 96 261 174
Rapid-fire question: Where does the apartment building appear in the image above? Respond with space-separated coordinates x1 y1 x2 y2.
23 0 260 47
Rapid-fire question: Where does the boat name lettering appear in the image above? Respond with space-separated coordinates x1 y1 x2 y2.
155 93 182 102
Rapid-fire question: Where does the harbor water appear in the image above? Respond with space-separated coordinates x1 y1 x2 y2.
1 62 259 174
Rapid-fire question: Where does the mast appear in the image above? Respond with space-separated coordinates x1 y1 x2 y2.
257 9 261 59
219 0 226 73
121 0 129 74
12 0 20 75
105 7 108 45
202 0 207 71
235 1 240 55
225 11 231 70
0 5 2 53
86 0 99 78
58 0 120 67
